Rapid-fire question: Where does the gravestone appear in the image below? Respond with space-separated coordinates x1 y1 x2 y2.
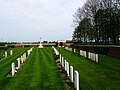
74 70 79 90
62 57 64 67
24 53 26 60
28 50 30 56
21 56 24 64
12 62 15 76
74 49 76 53
5 52 7 57
88 52 90 59
10 50 13 55
59 54 61 63
18 58 20 68
96 54 99 63
66 62 69 76
84 51 87 57
70 66 73 82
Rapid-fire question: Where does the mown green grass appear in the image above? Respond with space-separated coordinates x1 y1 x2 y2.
0 48 63 90
57 47 120 90
0 48 29 80
0 49 11 59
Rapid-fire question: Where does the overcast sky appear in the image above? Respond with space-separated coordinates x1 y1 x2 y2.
0 0 85 42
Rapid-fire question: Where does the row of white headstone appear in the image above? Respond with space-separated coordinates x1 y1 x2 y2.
11 48 33 76
65 47 72 52
65 47 99 63
4 50 13 57
52 46 59 55
59 54 80 90
80 50 86 57
52 47 80 90
88 52 98 63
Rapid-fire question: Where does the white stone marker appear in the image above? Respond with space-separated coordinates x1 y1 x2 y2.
90 53 92 60
21 56 24 64
10 50 13 55
70 66 73 82
74 70 79 90
96 54 98 63
28 50 30 56
88 52 90 59
65 60 67 71
62 57 64 67
18 58 20 68
85 51 87 57
92 53 95 61
81 50 83 56
5 52 7 57
12 62 15 76
24 53 26 60
94 53 96 61
66 62 69 76
74 49 76 53
60 54 61 63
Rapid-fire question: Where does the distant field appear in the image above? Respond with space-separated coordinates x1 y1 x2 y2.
0 48 63 90
57 47 120 90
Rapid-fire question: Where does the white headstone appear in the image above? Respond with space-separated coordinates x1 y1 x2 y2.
81 50 83 56
88 52 90 59
27 50 29 56
66 62 69 76
91 53 93 61
74 49 76 53
12 62 15 76
24 53 26 60
93 53 96 61
90 53 92 60
54 48 59 55
70 66 73 82
28 50 30 56
96 54 99 63
21 56 24 64
62 57 64 67
74 70 79 90
10 50 13 55
18 58 20 68
60 54 61 63
84 51 87 57
5 52 7 57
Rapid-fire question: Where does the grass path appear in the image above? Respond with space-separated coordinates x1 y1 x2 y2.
1 48 63 90
57 47 120 90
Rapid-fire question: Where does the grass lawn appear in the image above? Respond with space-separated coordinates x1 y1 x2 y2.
0 48 29 80
0 47 63 90
0 49 11 59
57 47 120 90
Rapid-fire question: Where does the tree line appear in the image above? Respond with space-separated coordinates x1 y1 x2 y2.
73 0 120 45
